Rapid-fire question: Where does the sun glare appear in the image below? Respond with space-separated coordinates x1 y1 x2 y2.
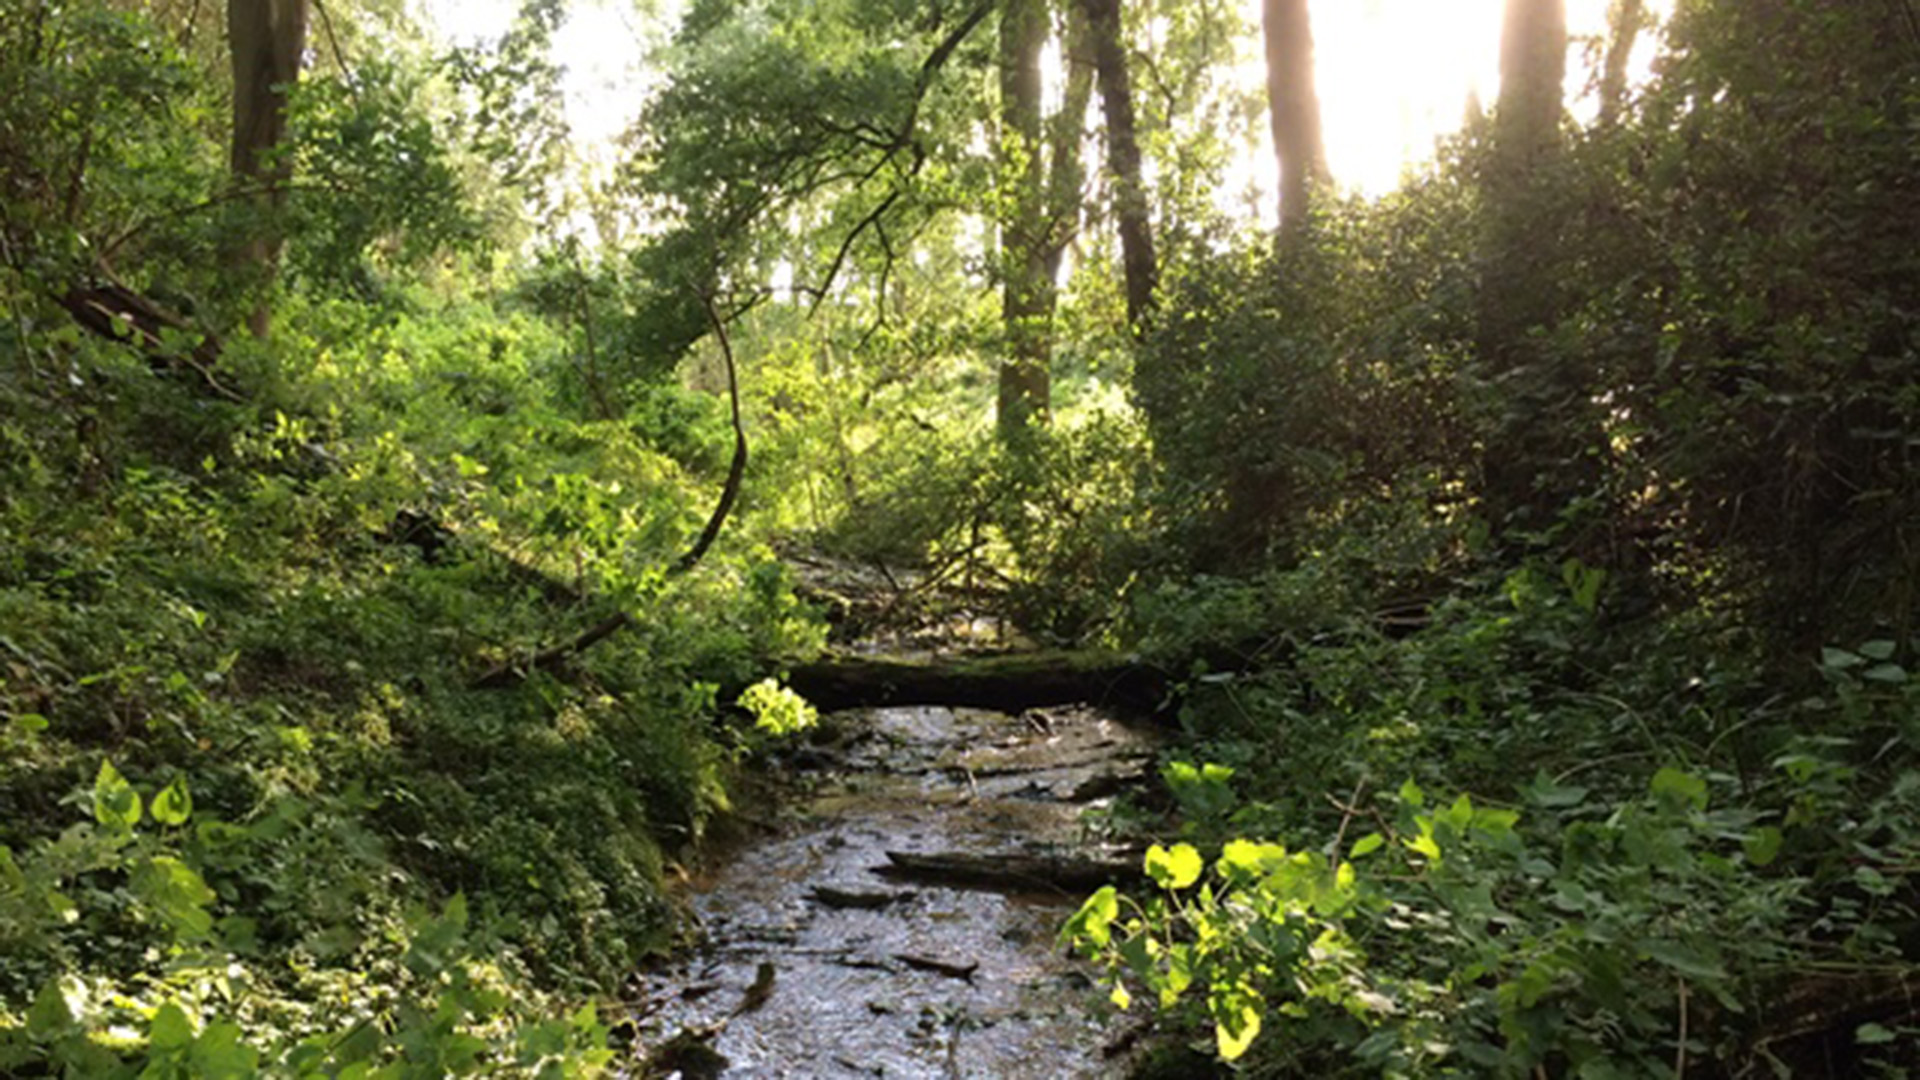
425 0 1669 215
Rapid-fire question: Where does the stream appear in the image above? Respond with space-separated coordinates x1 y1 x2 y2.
633 701 1159 1078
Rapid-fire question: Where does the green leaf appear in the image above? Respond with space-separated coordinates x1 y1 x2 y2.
1145 843 1203 890
1162 943 1194 1006
1743 826 1783 867
1210 986 1263 1061
1821 646 1864 670
93 759 143 829
1404 819 1442 864
149 1002 195 1051
1639 939 1725 980
1523 770 1589 808
1856 1022 1897 1045
134 856 217 939
1109 982 1132 1010
1218 838 1286 882
1443 793 1475 831
1650 767 1709 811
189 1021 259 1079
26 976 80 1040
1862 663 1908 684
1859 640 1897 661
1348 833 1385 858
1398 778 1425 808
1065 886 1119 948
152 775 193 826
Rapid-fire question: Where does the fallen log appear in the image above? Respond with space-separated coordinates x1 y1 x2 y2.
785 651 1170 715
876 849 1142 893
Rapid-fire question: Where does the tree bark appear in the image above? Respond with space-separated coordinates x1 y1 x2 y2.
1598 0 1647 127
1080 0 1157 337
1496 0 1566 163
1479 0 1574 535
227 0 309 339
1042 1 1094 291
1261 0 1328 240
997 0 1050 444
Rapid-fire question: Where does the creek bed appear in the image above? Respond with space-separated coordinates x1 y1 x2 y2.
635 703 1159 1078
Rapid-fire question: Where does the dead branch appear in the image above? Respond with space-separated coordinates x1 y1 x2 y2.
472 287 752 689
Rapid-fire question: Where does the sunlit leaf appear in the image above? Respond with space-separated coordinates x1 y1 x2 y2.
149 1001 195 1050
152 775 193 826
1210 986 1263 1061
1145 843 1203 890
93 759 142 829
1066 886 1119 948
1398 778 1424 808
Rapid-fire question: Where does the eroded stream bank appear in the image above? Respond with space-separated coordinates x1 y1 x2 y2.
635 703 1159 1078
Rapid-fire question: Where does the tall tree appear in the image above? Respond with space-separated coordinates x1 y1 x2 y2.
997 0 1050 442
1080 0 1156 337
1597 0 1647 127
1479 0 1572 533
1261 0 1327 239
1042 2 1094 292
1496 0 1566 161
227 0 309 338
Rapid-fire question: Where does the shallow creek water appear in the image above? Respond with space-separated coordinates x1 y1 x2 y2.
636 704 1159 1078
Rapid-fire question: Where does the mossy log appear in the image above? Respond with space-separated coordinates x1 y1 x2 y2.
784 650 1170 715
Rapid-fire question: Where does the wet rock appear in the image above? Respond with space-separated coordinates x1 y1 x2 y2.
809 885 914 910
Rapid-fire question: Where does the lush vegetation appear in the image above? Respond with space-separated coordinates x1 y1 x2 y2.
2 0 1916 1075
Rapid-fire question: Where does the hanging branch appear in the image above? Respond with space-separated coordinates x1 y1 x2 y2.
674 289 750 573
473 287 753 689
312 0 356 89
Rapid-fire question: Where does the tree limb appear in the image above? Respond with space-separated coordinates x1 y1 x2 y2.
473 287 754 689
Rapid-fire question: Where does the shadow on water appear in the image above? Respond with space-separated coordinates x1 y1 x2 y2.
635 704 1160 1078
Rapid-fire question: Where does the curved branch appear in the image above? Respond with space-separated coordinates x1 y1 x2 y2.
674 289 750 573
474 287 754 689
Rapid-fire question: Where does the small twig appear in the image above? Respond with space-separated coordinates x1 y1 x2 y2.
1325 790 1396 840
178 0 205 49
1330 777 1368 858
1675 978 1690 1080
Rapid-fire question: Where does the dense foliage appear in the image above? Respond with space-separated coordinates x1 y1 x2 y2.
1 0 1916 1074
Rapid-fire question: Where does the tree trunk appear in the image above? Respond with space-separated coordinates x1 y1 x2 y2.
227 0 308 339
1496 0 1566 161
997 0 1050 444
1080 0 1157 337
1598 0 1647 127
1042 1 1094 290
1479 0 1574 535
1261 0 1328 240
